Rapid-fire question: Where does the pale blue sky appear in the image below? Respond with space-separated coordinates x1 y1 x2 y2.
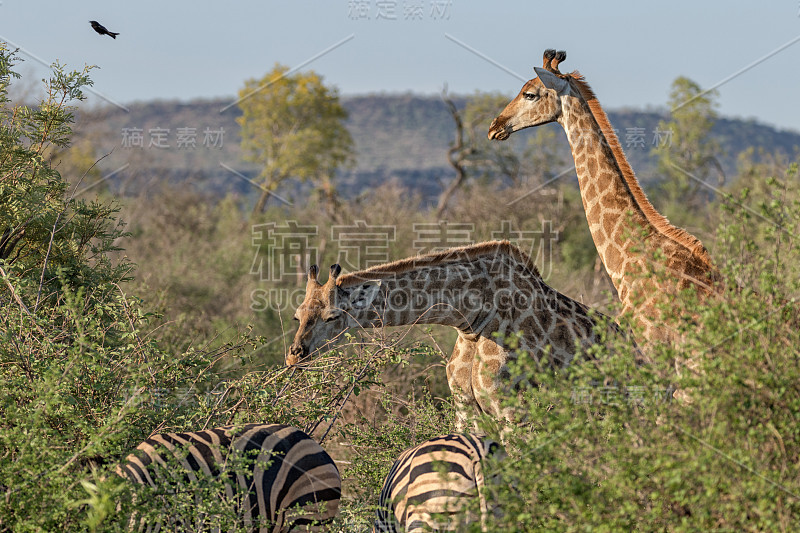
2 1 800 131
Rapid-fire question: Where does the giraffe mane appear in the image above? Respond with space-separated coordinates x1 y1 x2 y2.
565 71 716 269
337 240 541 287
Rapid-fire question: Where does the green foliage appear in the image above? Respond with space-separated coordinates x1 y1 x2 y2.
451 162 800 531
0 45 373 531
4 42 798 531
237 64 355 215
0 46 260 530
115 188 260 353
336 352 456 529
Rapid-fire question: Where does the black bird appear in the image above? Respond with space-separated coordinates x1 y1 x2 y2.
89 20 119 39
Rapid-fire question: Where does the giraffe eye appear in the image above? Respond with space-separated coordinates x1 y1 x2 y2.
523 92 538 101
322 309 341 322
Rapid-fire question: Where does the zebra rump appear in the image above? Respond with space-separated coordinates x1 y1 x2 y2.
374 434 504 533
117 423 341 532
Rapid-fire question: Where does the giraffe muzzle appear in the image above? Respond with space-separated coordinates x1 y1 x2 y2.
286 343 305 367
487 119 511 141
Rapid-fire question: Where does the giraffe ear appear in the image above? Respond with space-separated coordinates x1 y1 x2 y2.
347 280 382 310
534 67 568 94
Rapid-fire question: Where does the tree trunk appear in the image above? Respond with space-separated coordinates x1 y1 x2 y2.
318 173 341 224
252 177 279 217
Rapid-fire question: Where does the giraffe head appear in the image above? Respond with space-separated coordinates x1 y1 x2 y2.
488 49 574 141
287 264 381 366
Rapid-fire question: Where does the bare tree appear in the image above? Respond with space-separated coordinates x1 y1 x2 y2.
436 89 524 218
436 90 474 219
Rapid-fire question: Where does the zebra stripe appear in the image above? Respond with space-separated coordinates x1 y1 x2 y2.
374 434 503 533
117 423 341 532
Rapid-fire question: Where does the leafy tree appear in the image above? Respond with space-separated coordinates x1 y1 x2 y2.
236 64 354 216
0 44 261 531
0 48 436 531
652 76 724 222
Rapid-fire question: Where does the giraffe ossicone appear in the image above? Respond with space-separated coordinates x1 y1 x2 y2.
288 240 638 430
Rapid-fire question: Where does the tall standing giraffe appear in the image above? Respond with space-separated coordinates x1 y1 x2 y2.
287 241 635 430
488 49 722 345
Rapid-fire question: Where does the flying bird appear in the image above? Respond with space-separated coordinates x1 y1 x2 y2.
89 20 119 39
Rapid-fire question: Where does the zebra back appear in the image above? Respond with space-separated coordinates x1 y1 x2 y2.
374 434 504 533
117 423 341 532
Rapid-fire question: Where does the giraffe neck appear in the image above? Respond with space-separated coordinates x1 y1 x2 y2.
339 259 497 334
559 91 692 300
337 247 556 337
555 85 721 344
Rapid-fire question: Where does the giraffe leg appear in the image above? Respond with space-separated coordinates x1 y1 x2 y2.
471 337 521 436
447 336 481 432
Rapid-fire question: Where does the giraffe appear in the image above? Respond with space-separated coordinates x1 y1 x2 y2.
287 240 635 430
488 49 722 346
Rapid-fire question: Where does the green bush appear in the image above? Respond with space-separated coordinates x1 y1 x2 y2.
463 163 800 532
0 45 398 532
3 40 798 532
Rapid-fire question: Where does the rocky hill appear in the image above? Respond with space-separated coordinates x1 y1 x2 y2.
73 94 800 203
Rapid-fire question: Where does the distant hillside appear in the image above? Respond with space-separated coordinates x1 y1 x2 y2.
74 94 800 203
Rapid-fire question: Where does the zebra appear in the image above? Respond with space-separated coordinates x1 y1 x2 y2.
117 423 341 532
374 434 505 533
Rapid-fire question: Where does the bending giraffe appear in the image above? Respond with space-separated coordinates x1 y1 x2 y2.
488 49 722 346
287 241 637 430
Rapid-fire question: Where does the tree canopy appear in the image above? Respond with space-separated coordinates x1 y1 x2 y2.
236 64 354 215
652 76 724 222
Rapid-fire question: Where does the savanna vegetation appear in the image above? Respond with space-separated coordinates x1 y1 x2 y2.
2 41 799 531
